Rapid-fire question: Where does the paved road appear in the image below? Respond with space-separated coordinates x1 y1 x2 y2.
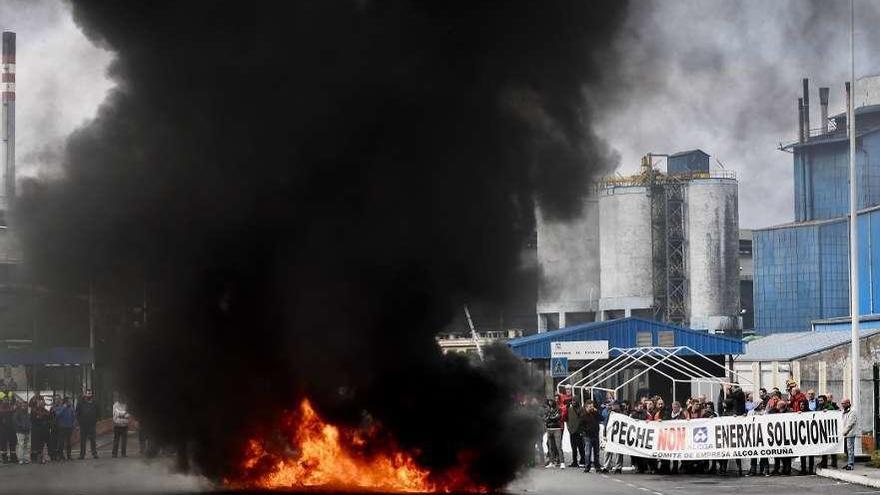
0 454 875 495
0 454 209 494
509 468 874 495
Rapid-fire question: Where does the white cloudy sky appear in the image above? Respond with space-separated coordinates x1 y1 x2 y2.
4 0 880 229
0 0 112 181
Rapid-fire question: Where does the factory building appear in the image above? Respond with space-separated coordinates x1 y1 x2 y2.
537 150 742 335
754 76 880 333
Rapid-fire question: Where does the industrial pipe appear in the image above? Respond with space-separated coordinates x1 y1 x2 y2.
803 78 811 141
798 98 805 144
819 87 830 134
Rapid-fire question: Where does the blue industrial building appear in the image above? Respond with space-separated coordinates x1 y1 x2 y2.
507 317 744 359
754 77 880 333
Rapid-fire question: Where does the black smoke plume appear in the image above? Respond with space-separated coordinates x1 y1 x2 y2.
16 1 626 489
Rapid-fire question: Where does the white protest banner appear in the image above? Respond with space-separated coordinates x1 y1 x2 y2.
604 411 843 460
550 341 609 360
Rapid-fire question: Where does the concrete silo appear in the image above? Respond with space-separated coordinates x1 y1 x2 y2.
536 193 600 330
686 177 740 332
598 185 654 320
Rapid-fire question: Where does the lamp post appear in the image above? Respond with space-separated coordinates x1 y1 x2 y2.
849 0 861 431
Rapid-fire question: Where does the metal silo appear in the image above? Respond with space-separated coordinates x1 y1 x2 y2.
599 185 654 319
686 176 740 333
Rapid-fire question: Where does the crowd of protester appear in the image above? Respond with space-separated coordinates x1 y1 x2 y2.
525 379 858 476
0 386 136 464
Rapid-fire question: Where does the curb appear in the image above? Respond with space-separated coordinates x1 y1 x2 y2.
816 468 880 488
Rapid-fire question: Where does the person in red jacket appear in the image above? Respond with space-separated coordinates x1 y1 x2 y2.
789 387 807 412
555 393 569 425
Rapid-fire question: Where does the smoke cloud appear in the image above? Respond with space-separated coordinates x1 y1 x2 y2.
594 0 880 228
16 1 627 489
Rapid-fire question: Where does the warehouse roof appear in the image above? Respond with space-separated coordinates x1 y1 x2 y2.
507 317 744 359
738 328 880 362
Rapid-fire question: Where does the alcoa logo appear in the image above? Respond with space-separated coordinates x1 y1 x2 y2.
693 427 709 444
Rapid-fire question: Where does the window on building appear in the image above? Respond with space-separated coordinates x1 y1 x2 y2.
636 331 652 347
658 331 675 347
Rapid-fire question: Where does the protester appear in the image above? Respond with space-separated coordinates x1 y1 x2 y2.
719 397 742 476
601 402 624 474
565 398 584 467
730 384 746 416
581 401 601 473
30 396 50 464
112 396 131 458
76 389 99 460
0 394 14 463
56 397 75 461
526 397 544 467
666 401 684 474
49 394 63 461
12 399 29 464
629 400 647 473
544 399 564 469
842 398 858 470
770 399 792 475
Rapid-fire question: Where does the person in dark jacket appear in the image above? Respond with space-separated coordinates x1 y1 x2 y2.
49 394 63 461
76 389 99 459
770 400 792 475
12 400 30 464
566 398 585 467
30 396 49 463
630 401 647 473
0 395 13 463
730 384 747 416
718 397 743 476
525 397 544 467
581 401 601 472
544 399 564 468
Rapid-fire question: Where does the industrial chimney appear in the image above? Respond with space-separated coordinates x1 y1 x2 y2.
846 81 852 137
798 98 805 144
1 32 14 207
802 78 811 141
819 87 830 134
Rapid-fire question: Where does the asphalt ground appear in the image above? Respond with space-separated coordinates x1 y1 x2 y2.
0 451 875 495
508 467 871 495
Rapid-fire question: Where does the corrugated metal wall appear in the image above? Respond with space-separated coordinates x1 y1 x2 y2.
755 208 880 334
794 133 880 222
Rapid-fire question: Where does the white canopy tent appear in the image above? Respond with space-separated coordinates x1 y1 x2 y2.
556 346 753 404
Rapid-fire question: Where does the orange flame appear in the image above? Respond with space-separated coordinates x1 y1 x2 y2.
234 399 486 493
